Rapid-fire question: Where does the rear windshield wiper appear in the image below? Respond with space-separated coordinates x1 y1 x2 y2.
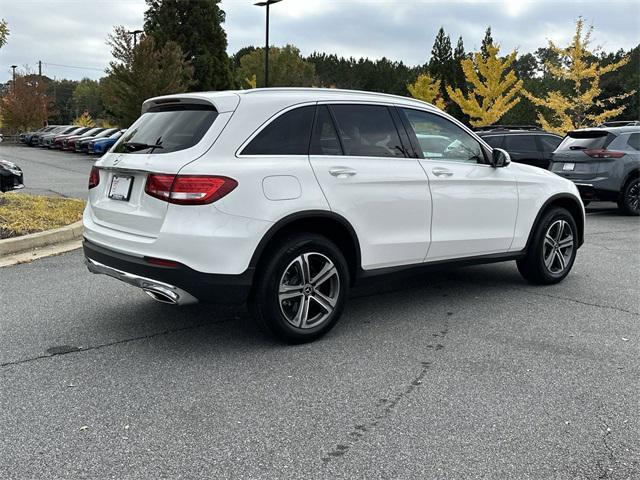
123 142 164 152
569 146 587 150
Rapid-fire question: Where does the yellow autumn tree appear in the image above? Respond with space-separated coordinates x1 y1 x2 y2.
524 18 634 135
73 111 95 127
407 73 445 110
446 43 523 127
244 73 257 89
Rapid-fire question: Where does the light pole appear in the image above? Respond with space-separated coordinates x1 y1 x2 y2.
254 0 282 87
127 29 144 47
10 65 17 93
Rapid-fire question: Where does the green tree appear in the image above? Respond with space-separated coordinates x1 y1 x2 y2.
101 26 194 126
480 27 494 59
428 27 453 98
144 0 233 91
237 45 315 88
72 78 103 119
0 19 9 49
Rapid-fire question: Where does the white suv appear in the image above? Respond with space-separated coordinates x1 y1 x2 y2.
83 88 584 343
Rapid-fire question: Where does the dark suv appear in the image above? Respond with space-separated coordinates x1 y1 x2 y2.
550 126 640 215
476 126 562 170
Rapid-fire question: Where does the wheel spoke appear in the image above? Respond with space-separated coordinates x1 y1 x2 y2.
544 234 555 249
311 290 336 314
278 287 304 302
311 263 337 287
544 249 555 269
555 250 566 271
294 295 310 328
558 235 574 250
554 221 565 242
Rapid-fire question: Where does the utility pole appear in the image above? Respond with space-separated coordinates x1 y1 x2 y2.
127 29 144 47
38 60 42 77
254 0 283 87
10 65 17 93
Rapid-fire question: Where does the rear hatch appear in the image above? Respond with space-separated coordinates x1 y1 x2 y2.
89 97 236 237
550 130 617 180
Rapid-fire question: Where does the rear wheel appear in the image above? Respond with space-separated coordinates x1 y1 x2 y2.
249 233 349 344
618 177 640 216
517 207 578 285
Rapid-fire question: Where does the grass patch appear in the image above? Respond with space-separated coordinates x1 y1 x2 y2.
0 193 85 239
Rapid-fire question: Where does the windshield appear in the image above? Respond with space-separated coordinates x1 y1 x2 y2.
112 104 218 155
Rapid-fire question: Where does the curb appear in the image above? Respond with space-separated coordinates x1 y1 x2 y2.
0 221 83 257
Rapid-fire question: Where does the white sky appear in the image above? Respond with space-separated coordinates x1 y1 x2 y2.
1 0 639 83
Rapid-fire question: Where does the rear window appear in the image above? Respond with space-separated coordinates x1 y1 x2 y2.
482 136 504 148
113 104 218 154
557 131 614 151
504 134 537 151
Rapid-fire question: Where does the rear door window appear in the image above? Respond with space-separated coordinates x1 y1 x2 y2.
627 133 640 151
113 104 218 154
504 134 537 151
482 136 504 148
242 105 315 155
331 104 405 158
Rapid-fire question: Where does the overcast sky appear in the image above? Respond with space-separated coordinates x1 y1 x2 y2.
1 0 638 83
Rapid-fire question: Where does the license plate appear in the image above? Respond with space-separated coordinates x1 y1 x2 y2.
108 175 133 201
562 162 575 171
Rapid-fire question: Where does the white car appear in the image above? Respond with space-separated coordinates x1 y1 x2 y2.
83 88 584 343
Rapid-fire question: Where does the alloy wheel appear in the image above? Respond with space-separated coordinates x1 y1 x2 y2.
278 252 340 329
626 180 640 213
543 219 574 275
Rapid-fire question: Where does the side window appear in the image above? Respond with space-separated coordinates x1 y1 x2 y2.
242 105 315 155
330 104 405 158
625 133 640 151
310 106 343 155
483 136 504 148
539 135 562 152
400 108 485 163
504 134 537 151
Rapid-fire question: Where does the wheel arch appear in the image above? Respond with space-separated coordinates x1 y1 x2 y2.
622 168 639 190
249 210 361 285
526 194 585 249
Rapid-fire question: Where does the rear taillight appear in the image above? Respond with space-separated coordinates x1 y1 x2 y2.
584 149 625 159
144 174 237 205
88 167 100 189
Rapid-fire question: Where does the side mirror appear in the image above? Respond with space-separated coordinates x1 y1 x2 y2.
491 148 511 168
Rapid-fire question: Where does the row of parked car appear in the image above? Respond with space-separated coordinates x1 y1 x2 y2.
20 125 126 155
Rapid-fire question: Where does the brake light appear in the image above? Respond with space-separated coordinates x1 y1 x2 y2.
144 174 237 205
144 256 181 268
584 149 625 159
88 167 100 189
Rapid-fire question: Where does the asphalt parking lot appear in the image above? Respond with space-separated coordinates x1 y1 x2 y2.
1 144 639 479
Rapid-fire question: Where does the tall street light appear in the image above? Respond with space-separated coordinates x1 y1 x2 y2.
127 29 144 47
254 0 283 87
10 65 17 93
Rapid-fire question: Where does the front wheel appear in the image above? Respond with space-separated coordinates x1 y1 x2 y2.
618 177 640 216
517 207 578 285
249 233 350 344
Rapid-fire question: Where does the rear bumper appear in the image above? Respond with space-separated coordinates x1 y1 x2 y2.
573 182 619 202
83 239 253 304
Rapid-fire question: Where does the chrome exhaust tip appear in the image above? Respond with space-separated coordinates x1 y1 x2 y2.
143 287 179 305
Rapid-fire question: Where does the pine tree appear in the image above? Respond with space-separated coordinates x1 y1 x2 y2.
523 18 635 134
452 36 467 91
428 27 453 98
480 27 493 59
144 0 233 91
446 43 523 127
407 74 445 109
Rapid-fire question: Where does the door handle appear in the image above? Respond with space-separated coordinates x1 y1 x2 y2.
329 167 357 178
431 167 453 177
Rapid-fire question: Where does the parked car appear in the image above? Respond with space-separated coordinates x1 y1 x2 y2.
476 126 563 170
52 127 92 149
20 126 51 144
39 126 79 148
76 128 119 153
550 126 640 215
26 125 65 146
0 159 24 192
62 127 105 151
83 88 584 343
88 129 126 155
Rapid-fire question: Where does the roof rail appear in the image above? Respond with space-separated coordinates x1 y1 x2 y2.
473 124 543 132
598 120 640 127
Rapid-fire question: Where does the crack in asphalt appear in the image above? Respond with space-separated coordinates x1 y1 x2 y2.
321 320 450 465
0 317 235 369
509 287 639 316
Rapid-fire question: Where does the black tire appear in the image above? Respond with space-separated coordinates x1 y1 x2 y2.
249 233 350 344
617 177 640 216
517 207 578 285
